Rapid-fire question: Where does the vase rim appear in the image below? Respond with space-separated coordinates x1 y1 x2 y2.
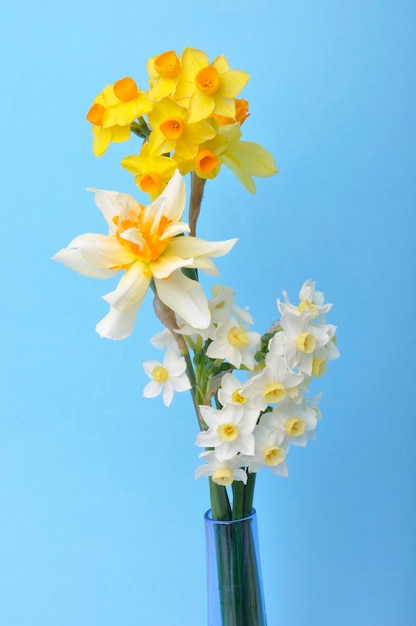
204 508 257 524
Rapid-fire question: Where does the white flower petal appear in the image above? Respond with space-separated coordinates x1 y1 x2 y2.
155 271 211 329
88 188 122 231
143 380 163 398
150 255 193 279
159 169 186 222
70 233 136 268
96 298 143 340
102 262 150 311
53 248 119 279
166 236 238 262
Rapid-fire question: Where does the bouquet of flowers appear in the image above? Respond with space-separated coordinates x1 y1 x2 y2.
54 47 339 626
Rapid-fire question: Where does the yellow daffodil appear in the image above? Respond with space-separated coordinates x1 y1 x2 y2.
174 47 249 124
101 78 152 127
121 143 178 199
53 172 237 340
147 97 216 160
86 93 131 156
176 122 278 192
147 50 182 101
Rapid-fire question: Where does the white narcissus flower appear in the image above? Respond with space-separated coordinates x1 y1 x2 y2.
243 356 304 412
262 397 318 447
143 348 191 407
206 317 260 369
279 279 332 319
247 425 289 476
195 451 247 486
217 372 260 422
53 171 237 340
196 403 258 461
269 309 333 376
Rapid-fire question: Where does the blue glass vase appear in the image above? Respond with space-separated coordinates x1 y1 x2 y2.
204 509 267 626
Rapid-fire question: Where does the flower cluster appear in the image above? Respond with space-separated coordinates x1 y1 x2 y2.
86 47 277 198
142 281 339 485
55 47 339 522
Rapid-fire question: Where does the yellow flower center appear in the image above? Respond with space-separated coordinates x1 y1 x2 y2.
312 357 327 377
231 389 247 405
262 382 286 403
154 51 181 78
195 149 219 175
115 209 173 264
160 117 185 140
139 172 163 194
86 103 105 126
212 467 234 486
263 446 285 467
285 417 306 437
295 332 316 353
196 66 220 94
113 77 138 102
217 422 239 442
227 327 249 347
151 365 169 383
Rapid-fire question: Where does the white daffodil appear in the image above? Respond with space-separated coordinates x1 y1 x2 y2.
262 397 318 447
247 425 289 476
195 451 247 486
196 403 258 461
243 356 304 412
206 317 260 369
53 171 237 339
269 309 333 376
143 348 191 407
217 372 260 421
279 280 332 320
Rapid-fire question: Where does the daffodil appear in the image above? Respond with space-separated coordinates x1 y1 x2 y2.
195 451 247 486
247 425 289 476
177 122 278 193
100 78 152 127
86 93 131 156
280 279 333 319
269 309 334 376
196 404 258 462
264 398 318 447
206 317 260 369
143 348 191 406
53 171 237 340
121 143 178 199
147 50 182 101
174 47 249 124
147 97 216 160
243 356 304 411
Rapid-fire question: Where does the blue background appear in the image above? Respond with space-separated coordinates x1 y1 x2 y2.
1 1 415 624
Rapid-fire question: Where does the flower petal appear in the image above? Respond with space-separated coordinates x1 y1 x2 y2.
53 247 119 279
67 233 136 269
154 271 211 329
158 169 186 222
165 236 238 262
96 262 150 339
102 261 150 311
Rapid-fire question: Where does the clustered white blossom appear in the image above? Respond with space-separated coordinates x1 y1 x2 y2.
142 280 339 484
